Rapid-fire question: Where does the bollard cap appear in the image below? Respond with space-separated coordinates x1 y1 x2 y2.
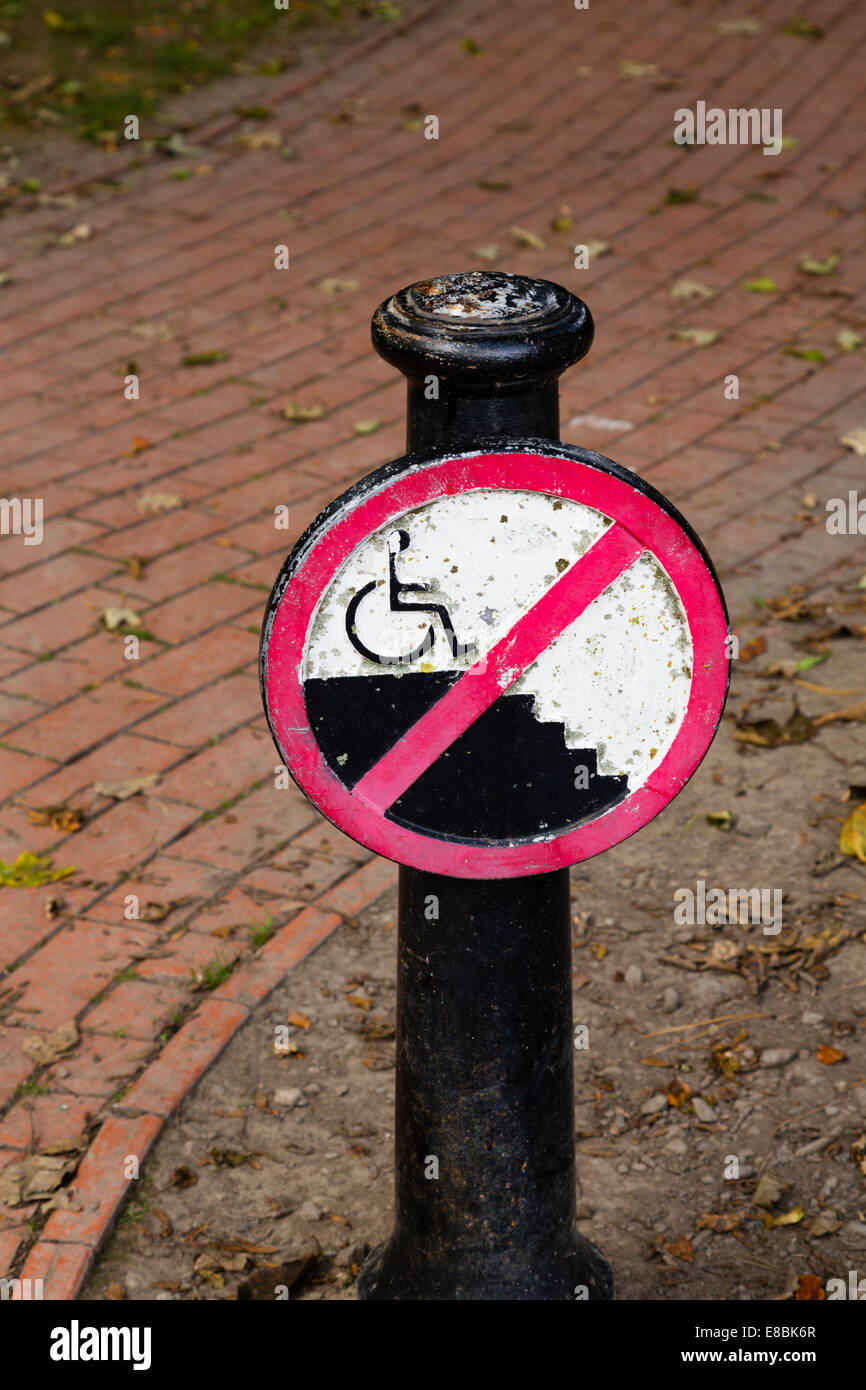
372 271 594 388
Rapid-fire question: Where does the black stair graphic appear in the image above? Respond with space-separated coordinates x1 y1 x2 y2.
303 673 628 843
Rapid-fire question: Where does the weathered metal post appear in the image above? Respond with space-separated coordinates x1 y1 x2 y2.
260 271 729 1302
358 274 611 1300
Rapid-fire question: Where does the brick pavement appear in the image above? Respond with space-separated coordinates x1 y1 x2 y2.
1 0 865 1297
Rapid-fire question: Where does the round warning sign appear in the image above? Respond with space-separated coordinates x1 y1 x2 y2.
261 448 730 878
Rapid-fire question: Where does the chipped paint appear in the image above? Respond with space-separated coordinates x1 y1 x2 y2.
303 488 690 787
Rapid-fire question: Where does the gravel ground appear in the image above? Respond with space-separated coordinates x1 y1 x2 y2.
81 585 866 1300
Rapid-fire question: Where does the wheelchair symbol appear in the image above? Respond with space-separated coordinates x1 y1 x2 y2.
346 529 477 667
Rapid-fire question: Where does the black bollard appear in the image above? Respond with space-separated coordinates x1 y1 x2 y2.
261 270 729 1303
357 273 613 1300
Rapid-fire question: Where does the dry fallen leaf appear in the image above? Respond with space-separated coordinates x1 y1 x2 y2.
28 805 83 833
764 1206 804 1229
840 428 866 457
282 402 327 423
360 1017 396 1040
22 1020 79 1066
235 130 282 151
734 702 816 748
137 492 183 514
837 329 863 353
667 1236 694 1262
99 607 142 632
40 1186 82 1215
696 1211 742 1233
753 1172 788 1208
815 701 866 725
582 238 611 260
739 635 767 662
798 253 839 276
671 279 715 300
796 1273 825 1299
666 1079 692 1107
122 435 153 457
57 223 92 247
816 1044 847 1065
839 803 866 862
318 277 360 294
288 1010 311 1029
168 1166 197 1190
620 59 658 78
510 226 546 251
807 1212 841 1238
673 327 720 347
0 1152 77 1205
92 774 159 801
714 17 761 35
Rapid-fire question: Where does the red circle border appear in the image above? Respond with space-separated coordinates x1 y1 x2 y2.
263 452 730 878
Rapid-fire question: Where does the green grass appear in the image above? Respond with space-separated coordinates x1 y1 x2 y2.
0 0 407 143
248 911 274 950
192 954 234 990
14 1079 51 1098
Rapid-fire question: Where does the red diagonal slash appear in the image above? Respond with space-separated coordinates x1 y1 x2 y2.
353 522 645 814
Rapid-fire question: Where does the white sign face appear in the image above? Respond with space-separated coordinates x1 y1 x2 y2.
303 488 693 788
262 449 729 878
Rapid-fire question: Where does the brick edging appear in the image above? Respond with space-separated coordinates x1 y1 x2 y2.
10 858 396 1299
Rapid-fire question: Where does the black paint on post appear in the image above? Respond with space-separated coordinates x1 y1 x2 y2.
358 272 613 1300
361 868 612 1300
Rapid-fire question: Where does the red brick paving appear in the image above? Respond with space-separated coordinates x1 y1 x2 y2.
1 0 865 1296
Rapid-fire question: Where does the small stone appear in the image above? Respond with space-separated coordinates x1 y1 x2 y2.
336 1083 350 1096
334 1241 368 1268
665 1137 688 1156
662 986 680 1014
759 1047 797 1068
840 1221 866 1249
692 1097 716 1122
625 964 644 987
641 1093 668 1116
274 1087 305 1109
297 1200 323 1221
734 814 771 837
303 1083 321 1096
801 1011 824 1026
